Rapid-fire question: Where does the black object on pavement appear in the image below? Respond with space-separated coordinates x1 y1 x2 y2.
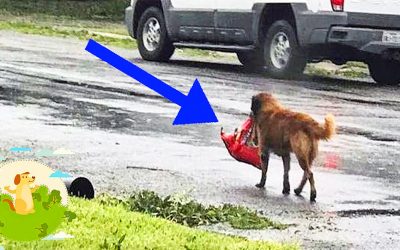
64 177 95 199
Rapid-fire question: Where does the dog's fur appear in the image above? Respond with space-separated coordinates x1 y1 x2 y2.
3 172 39 215
251 93 335 201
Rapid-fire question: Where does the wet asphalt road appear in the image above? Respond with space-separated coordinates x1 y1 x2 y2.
1 31 400 249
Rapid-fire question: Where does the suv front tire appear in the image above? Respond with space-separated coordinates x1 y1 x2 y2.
137 7 175 62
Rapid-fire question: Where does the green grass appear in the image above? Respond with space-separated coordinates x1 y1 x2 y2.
180 48 225 58
306 62 369 79
345 61 368 69
305 65 334 77
337 69 369 78
128 191 287 230
0 0 129 21
0 20 136 49
0 197 298 250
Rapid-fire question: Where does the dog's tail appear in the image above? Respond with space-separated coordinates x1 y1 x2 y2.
3 199 15 211
315 114 336 140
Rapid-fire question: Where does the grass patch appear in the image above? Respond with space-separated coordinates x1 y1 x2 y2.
0 20 136 49
128 191 287 230
0 196 297 250
0 21 137 48
345 61 368 69
178 48 225 58
306 62 370 79
336 69 369 79
305 65 334 77
0 0 129 21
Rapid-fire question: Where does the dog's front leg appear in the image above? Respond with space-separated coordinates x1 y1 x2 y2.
31 185 40 193
4 186 16 194
256 149 270 188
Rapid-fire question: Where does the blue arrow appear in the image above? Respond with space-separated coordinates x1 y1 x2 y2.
85 39 218 125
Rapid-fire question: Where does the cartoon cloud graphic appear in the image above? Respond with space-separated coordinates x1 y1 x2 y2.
53 148 74 155
50 170 72 178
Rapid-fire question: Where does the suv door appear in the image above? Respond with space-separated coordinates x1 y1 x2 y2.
169 0 217 42
215 0 255 45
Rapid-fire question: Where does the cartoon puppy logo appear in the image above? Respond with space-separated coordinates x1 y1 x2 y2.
3 172 39 215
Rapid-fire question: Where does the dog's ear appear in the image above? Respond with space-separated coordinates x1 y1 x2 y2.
14 174 21 185
251 95 261 115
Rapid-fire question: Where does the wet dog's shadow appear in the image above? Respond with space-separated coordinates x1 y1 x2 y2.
230 185 319 209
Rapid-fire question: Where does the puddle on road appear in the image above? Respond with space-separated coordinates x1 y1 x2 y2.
340 126 399 143
0 78 221 148
337 208 400 217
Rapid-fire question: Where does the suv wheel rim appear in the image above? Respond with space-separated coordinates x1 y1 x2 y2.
270 32 290 69
143 17 161 52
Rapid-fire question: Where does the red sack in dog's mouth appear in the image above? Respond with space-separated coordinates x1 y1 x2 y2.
220 117 261 169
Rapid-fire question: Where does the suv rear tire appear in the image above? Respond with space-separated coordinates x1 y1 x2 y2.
368 59 400 85
237 51 265 72
137 7 175 62
264 20 306 79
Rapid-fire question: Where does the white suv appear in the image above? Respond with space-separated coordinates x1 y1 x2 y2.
125 0 400 85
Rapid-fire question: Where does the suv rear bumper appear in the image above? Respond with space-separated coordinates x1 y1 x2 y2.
298 11 400 55
328 26 400 54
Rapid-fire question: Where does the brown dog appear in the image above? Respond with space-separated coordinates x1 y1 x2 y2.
3 172 39 215
251 93 335 202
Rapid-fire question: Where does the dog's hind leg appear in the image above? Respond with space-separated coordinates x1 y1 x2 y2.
291 132 312 198
256 147 270 188
294 153 317 202
282 155 291 195
294 158 309 196
308 172 317 202
308 141 318 202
